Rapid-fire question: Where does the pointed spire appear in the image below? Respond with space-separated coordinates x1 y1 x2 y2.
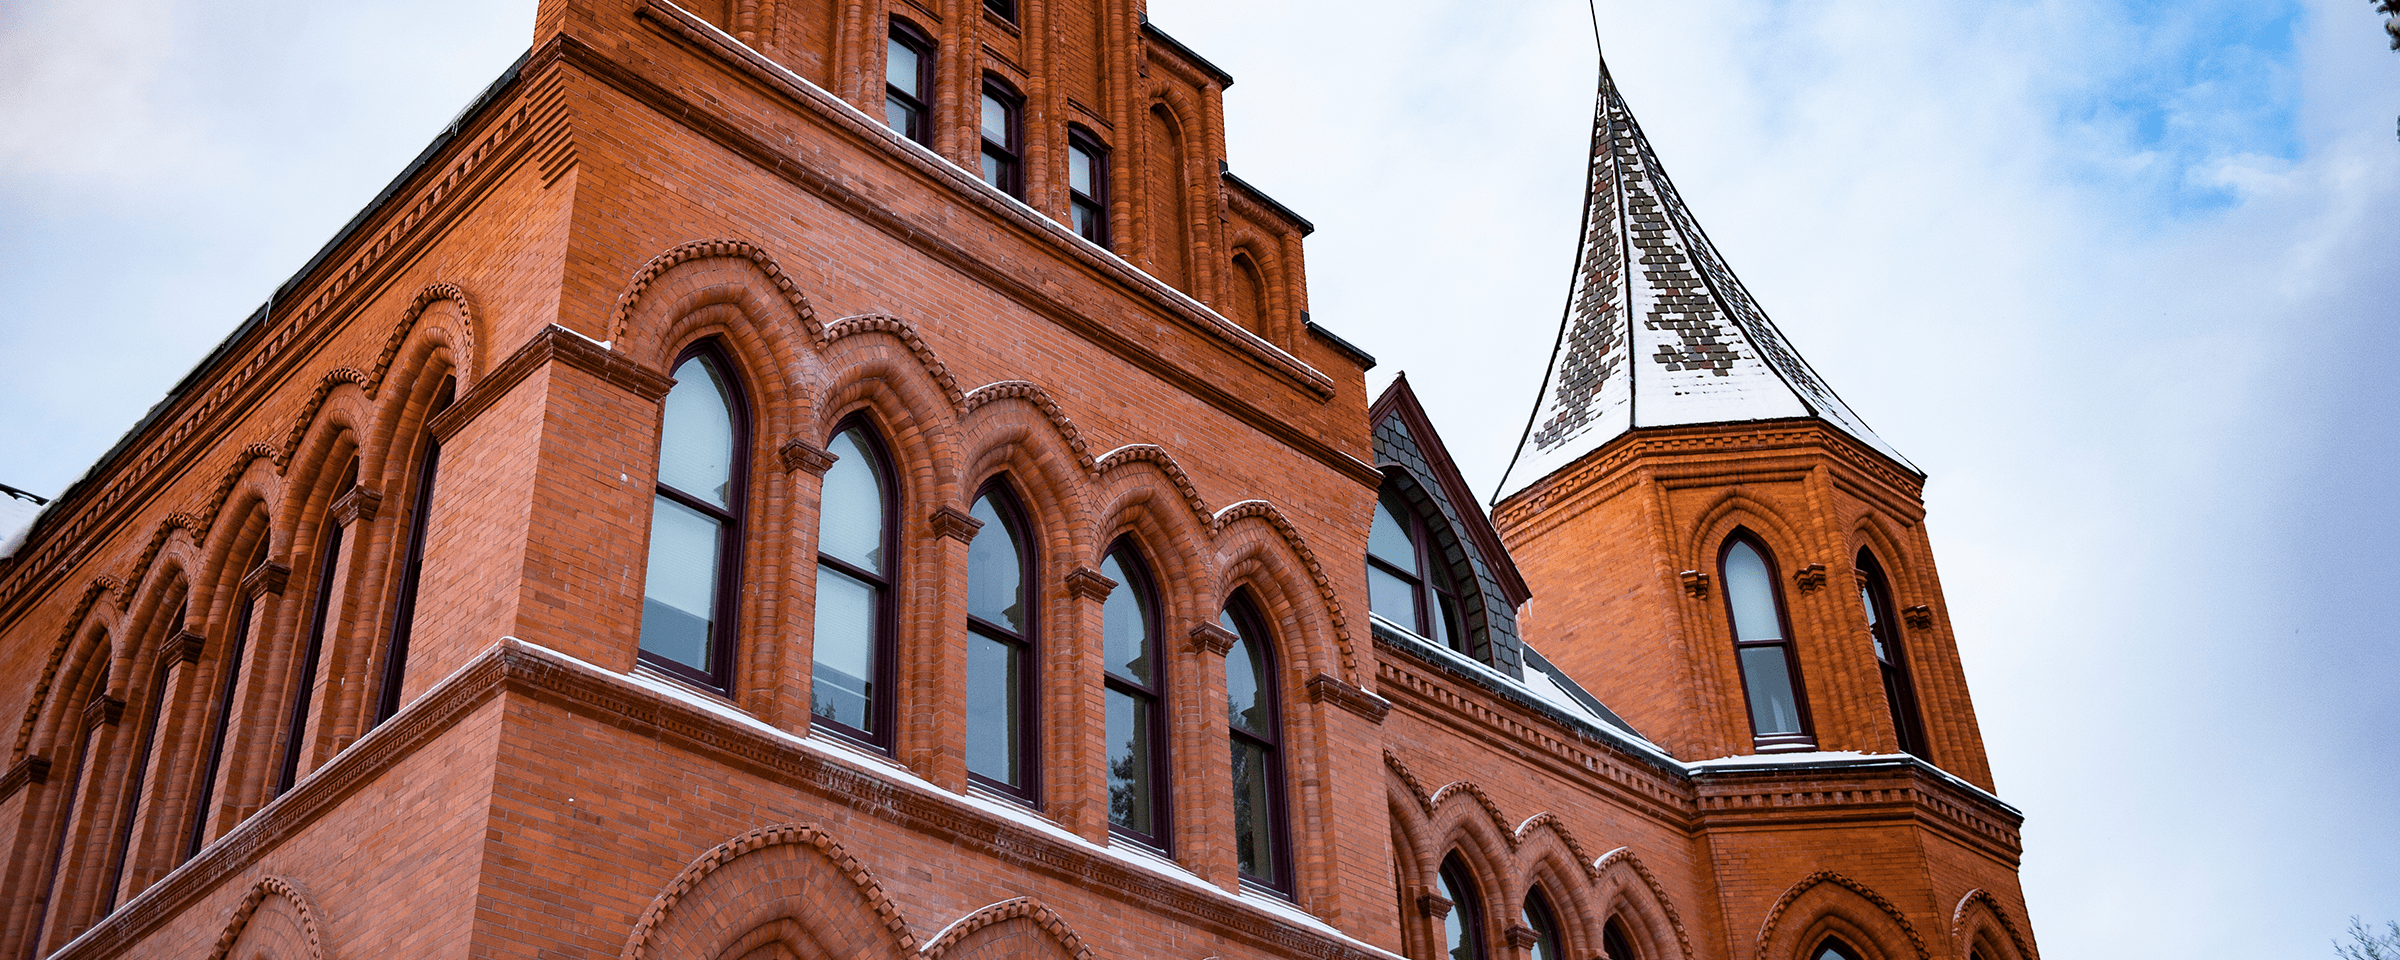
1495 57 1915 504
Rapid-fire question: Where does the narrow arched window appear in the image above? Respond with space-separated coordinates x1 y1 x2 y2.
1721 534 1812 748
1815 938 1864 960
885 18 935 144
104 600 183 911
1222 593 1287 892
640 347 749 692
1522 885 1565 960
1437 853 1487 960
1857 549 1929 758
278 460 355 796
376 375 455 725
191 544 268 859
965 481 1036 799
1368 484 1467 655
1603 918 1640 960
33 646 108 951
812 419 896 747
1100 541 1167 847
979 76 1025 197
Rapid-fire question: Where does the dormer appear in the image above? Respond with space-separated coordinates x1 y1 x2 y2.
1368 376 1532 679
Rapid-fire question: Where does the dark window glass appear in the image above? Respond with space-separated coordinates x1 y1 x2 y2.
1438 854 1487 960
1722 535 1812 746
885 20 933 143
104 601 183 912
813 421 896 747
1523 887 1565 960
1101 543 1167 846
1367 484 1472 656
984 0 1016 21
1603 920 1639 960
640 349 747 691
965 483 1037 799
277 474 349 797
192 579 261 858
34 653 108 949
375 376 454 725
1067 130 1110 244
1858 549 1929 757
980 79 1023 197
1222 596 1288 892
1816 939 1863 960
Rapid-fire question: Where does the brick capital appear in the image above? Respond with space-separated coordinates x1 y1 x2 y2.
1063 566 1117 601
1187 621 1236 657
243 560 291 598
928 505 983 543
779 438 838 475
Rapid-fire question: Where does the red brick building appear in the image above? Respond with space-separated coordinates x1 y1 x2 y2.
0 1 2039 959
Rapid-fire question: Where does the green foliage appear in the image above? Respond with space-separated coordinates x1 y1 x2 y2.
2335 917 2400 960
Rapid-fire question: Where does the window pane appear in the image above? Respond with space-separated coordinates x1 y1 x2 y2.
1724 541 1782 641
1105 687 1154 835
1368 495 1416 569
1604 921 1638 960
965 632 1021 786
966 495 1025 633
659 356 735 507
1100 552 1152 684
1860 582 1889 661
812 566 878 732
640 496 722 671
1369 564 1418 631
981 93 1009 144
981 151 1005 189
1068 144 1093 195
1072 199 1099 239
886 39 918 96
1223 615 1266 734
1440 865 1478 960
1435 591 1466 654
1231 738 1275 878
886 99 916 136
1740 646 1803 735
1523 893 1562 960
819 428 885 573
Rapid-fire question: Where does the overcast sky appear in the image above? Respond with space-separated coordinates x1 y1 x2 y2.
2 0 2394 957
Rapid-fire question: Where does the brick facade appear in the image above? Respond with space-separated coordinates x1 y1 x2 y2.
0 1 2038 959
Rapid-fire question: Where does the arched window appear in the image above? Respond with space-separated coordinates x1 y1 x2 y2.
1437 853 1487 960
979 76 1024 197
278 460 355 796
1603 918 1640 960
1368 484 1468 655
1221 593 1287 892
965 481 1036 799
1100 541 1167 847
1814 938 1863 960
191 540 269 859
639 346 749 693
1857 549 1929 758
885 18 935 144
1721 534 1812 748
1522 885 1565 960
812 418 896 748
375 375 455 725
104 599 183 911
33 643 108 951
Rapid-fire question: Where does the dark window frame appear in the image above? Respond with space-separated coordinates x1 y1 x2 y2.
885 17 936 144
1101 539 1171 851
277 460 355 797
983 0 1017 24
1719 531 1816 749
1370 482 1470 656
103 598 184 913
964 477 1040 803
979 75 1025 198
1222 591 1292 896
1603 918 1641 960
638 343 752 695
191 556 268 860
1066 126 1111 245
375 376 455 726
1857 548 1930 758
1522 883 1567 960
1437 852 1490 960
810 413 902 751
1814 938 1865 960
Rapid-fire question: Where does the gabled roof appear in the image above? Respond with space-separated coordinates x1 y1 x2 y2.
1370 376 1531 608
1494 57 1917 504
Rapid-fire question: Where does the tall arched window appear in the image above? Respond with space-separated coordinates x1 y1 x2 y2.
639 346 748 693
1603 918 1640 960
375 375 455 725
1100 541 1167 847
191 541 268 859
278 460 355 795
1522 885 1565 960
104 599 183 912
1368 484 1467 655
885 18 935 144
33 644 108 952
1857 549 1929 758
1221 593 1287 892
1437 853 1487 960
1721 534 1812 748
965 481 1036 799
812 418 896 747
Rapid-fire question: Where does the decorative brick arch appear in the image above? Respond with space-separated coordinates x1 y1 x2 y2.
622 822 916 960
1755 871 1928 960
11 578 125 758
276 369 372 470
1426 780 1520 852
1512 813 1600 880
207 876 331 960
1211 499 1357 682
1949 889 2034 960
373 282 480 393
1684 491 1810 573
1593 847 1695 960
969 382 1097 471
609 238 819 347
920 897 1094 960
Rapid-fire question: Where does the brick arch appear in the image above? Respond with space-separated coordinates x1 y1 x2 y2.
1846 516 1919 601
1755 871 1928 960
357 328 458 496
1222 230 1287 342
1210 527 1344 704
920 897 1094 960
1948 889 2033 960
1211 500 1358 683
608 238 820 349
813 355 968 527
1683 492 1809 575
955 400 1102 572
818 314 964 407
1592 847 1695 960
275 369 372 470
622 822 916 960
371 282 480 394
1088 469 1217 633
1509 821 1600 960
206 875 330 960
1512 812 1600 881
968 383 1097 472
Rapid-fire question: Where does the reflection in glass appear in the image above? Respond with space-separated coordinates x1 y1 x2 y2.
965 632 1020 784
813 421 890 742
819 429 885 572
1369 565 1417 627
1369 497 1415 568
1100 552 1150 683
1223 601 1283 886
966 496 1023 632
1439 856 1484 960
1523 888 1564 960
1723 541 1781 641
658 356 735 506
812 566 877 730
640 496 721 672
1740 647 1802 735
964 487 1033 792
1105 687 1153 835
1231 739 1274 877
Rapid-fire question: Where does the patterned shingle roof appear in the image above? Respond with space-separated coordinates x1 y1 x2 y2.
1495 60 1916 504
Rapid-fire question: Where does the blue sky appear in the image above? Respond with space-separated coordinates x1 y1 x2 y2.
2 0 2395 956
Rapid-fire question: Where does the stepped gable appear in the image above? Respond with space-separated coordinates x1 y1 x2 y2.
1495 57 1915 503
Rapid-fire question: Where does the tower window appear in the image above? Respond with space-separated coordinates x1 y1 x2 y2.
1367 484 1468 655
639 346 749 693
965 481 1038 800
1100 541 1169 848
813 419 897 748
1067 129 1110 244
1222 594 1288 893
1721 534 1813 748
1858 549 1930 757
980 78 1024 197
885 19 934 144
984 0 1016 22
1437 853 1489 960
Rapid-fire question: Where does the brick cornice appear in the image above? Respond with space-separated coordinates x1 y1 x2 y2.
1062 566 1116 601
0 754 50 802
433 325 673 442
1304 673 1390 724
927 505 983 543
1494 420 1925 534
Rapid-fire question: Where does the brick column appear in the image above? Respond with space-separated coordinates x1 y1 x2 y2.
908 504 982 790
1178 619 1236 889
1052 565 1115 842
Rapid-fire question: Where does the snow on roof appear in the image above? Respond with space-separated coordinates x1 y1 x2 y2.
1371 613 1675 768
1494 59 1916 504
0 493 48 561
